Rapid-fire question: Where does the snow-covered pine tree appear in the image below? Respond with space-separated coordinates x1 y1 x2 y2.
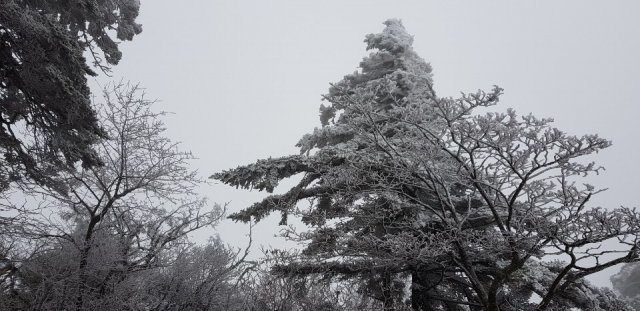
214 20 639 311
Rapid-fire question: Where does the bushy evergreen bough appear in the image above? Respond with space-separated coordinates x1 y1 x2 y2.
214 20 640 310
0 0 142 189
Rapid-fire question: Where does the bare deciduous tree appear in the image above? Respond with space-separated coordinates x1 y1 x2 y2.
0 83 223 310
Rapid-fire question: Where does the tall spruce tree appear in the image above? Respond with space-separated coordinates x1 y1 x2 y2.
214 20 639 310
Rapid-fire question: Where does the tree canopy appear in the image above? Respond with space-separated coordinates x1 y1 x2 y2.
213 19 640 311
0 0 142 189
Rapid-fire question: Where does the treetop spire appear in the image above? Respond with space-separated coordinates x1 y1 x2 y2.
365 19 414 54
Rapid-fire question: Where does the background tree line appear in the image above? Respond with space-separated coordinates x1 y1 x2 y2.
1 2 640 310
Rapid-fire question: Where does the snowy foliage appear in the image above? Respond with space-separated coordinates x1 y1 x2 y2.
214 19 639 310
0 0 142 190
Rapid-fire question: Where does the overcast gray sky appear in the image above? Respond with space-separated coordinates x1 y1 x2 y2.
93 0 640 288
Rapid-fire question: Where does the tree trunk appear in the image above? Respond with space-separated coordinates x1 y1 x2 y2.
381 272 396 311
75 218 98 311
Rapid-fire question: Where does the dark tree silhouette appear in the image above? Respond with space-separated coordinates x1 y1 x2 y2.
0 0 142 189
